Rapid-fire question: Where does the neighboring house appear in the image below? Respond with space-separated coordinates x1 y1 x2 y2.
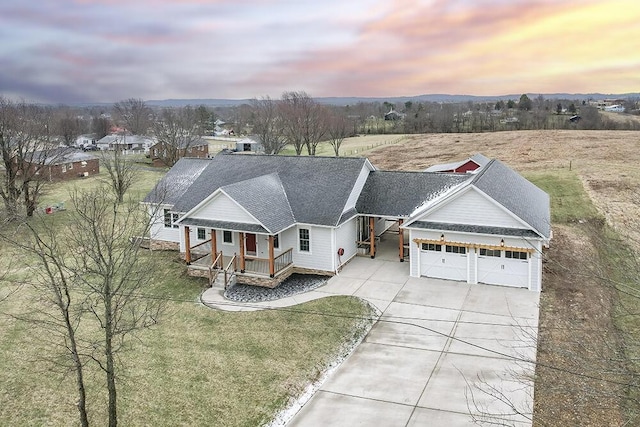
74 134 97 148
96 134 156 153
424 153 490 173
604 104 624 113
26 147 99 181
235 136 264 153
384 108 406 121
143 154 550 291
149 137 209 167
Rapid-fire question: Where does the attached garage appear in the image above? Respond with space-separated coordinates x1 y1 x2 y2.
476 248 530 288
419 243 468 282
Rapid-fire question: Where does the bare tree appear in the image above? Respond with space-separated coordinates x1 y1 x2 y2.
4 186 165 427
92 114 111 140
280 91 328 156
327 112 349 156
250 96 287 155
101 148 138 203
0 98 53 220
113 98 151 136
152 106 203 167
56 108 83 146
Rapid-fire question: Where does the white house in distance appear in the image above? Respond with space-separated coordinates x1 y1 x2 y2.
143 153 550 291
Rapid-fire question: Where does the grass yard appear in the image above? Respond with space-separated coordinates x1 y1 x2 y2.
0 166 375 426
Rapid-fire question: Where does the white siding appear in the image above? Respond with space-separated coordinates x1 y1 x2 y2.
342 164 371 213
191 193 258 224
292 226 334 272
424 187 525 228
529 241 543 291
148 205 180 243
335 218 358 269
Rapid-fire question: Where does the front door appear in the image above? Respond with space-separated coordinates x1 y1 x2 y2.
246 233 257 255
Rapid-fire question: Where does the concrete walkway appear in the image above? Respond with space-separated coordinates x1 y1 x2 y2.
200 254 540 427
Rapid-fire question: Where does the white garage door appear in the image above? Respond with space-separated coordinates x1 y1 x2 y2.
477 249 529 288
420 243 468 282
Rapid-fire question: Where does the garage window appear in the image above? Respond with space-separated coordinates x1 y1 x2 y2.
505 250 528 260
421 243 442 251
480 248 501 257
445 245 466 254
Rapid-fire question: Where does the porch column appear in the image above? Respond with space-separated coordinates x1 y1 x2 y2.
239 232 246 273
398 219 404 262
369 216 375 259
210 229 218 267
184 226 191 264
268 235 275 278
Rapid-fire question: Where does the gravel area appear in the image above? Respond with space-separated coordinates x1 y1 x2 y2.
224 274 328 303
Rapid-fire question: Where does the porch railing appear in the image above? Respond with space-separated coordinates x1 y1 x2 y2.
190 238 211 263
208 251 223 287
223 254 237 289
244 248 293 277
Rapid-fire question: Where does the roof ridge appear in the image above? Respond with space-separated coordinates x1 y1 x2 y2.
470 158 496 184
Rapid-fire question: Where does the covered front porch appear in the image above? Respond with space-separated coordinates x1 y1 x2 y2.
181 224 294 288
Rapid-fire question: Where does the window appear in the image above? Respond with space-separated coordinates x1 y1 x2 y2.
62 164 67 173
299 228 310 252
273 234 280 249
171 213 179 229
81 161 87 168
421 243 442 251
68 163 73 170
446 245 466 254
164 209 172 228
197 228 206 240
479 248 501 257
223 230 233 244
505 250 528 260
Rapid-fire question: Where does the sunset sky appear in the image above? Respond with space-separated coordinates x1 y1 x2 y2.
1 0 638 104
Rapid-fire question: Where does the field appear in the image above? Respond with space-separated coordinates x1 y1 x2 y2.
367 129 640 425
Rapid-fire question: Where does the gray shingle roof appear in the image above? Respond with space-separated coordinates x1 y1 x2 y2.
356 171 470 217
179 218 268 234
409 221 540 238
471 160 551 239
220 173 295 234
172 154 368 226
31 147 97 165
424 153 491 172
143 158 211 205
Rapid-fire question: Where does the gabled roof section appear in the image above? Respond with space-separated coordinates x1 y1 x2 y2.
143 157 211 205
356 171 470 217
220 173 295 234
171 154 368 226
471 160 551 239
30 147 97 165
424 153 490 172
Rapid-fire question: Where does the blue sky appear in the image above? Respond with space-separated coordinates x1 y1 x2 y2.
1 0 639 104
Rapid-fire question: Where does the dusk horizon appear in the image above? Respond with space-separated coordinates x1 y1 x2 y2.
2 0 639 104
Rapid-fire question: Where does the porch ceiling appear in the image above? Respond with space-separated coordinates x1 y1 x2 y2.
180 218 268 234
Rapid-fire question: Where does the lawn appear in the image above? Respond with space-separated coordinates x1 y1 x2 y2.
0 165 375 426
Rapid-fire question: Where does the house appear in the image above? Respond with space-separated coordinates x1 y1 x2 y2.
424 153 490 173
235 136 264 153
149 137 209 167
26 147 99 181
604 104 624 113
384 108 406 121
96 134 156 153
143 153 550 291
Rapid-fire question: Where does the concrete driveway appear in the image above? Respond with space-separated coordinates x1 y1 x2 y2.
286 256 540 427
